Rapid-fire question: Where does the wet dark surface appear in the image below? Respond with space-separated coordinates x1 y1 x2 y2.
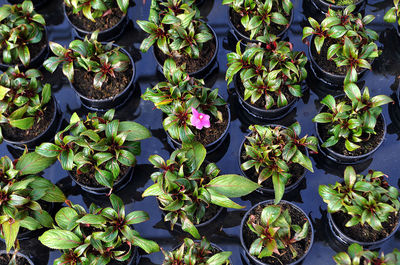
0 0 399 264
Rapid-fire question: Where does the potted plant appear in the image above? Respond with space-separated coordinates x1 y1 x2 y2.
333 243 400 264
142 58 230 152
39 194 159 264
0 66 61 151
0 250 34 265
310 0 366 14
313 82 393 163
36 109 151 195
302 5 380 85
222 0 293 43
162 237 232 265
0 151 66 263
63 0 129 41
240 200 314 265
0 0 48 71
43 31 134 110
319 166 400 246
239 122 318 203
143 141 260 239
226 35 308 120
137 0 217 78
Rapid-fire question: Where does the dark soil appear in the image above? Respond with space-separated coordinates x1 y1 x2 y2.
1 99 54 142
199 204 221 224
66 6 124 32
72 63 133 100
318 105 385 156
0 254 30 265
193 104 229 146
154 36 216 74
71 164 130 188
311 38 368 76
0 32 47 65
230 8 290 39
332 211 399 242
243 202 312 265
237 78 296 110
240 138 305 190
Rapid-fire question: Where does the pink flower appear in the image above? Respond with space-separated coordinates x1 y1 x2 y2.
190 107 210 130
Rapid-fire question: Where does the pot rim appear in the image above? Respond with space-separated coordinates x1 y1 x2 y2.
2 96 60 147
327 210 400 246
0 250 34 265
238 124 309 195
152 21 219 77
166 98 231 150
68 166 134 195
308 35 369 80
70 45 135 104
314 94 387 162
227 7 294 43
234 76 299 117
63 3 128 36
240 200 314 265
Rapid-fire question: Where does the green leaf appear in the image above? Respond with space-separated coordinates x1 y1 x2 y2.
208 189 244 209
273 173 285 204
118 121 151 141
35 143 62 157
55 207 79 230
49 42 66 57
62 62 74 82
384 7 397 23
117 150 136 167
207 174 260 197
77 214 106 225
110 194 125 218
312 113 333 123
39 230 82 249
9 117 34 130
60 149 74 171
3 221 19 252
142 183 163 197
16 152 57 175
18 46 30 66
94 169 114 189
125 211 149 225
207 252 232 265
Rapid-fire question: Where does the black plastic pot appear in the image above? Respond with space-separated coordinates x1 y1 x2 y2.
315 104 386 164
234 77 298 120
165 102 231 153
7 0 48 8
0 28 49 72
69 46 135 111
63 4 129 42
327 211 400 247
308 35 369 86
153 22 218 80
68 167 133 195
228 8 293 46
240 200 314 265
0 250 34 265
238 125 309 196
310 0 366 14
3 96 62 151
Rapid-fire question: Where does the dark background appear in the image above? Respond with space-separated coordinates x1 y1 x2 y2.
0 0 399 264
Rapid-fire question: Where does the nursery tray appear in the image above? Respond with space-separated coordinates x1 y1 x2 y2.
0 0 399 264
